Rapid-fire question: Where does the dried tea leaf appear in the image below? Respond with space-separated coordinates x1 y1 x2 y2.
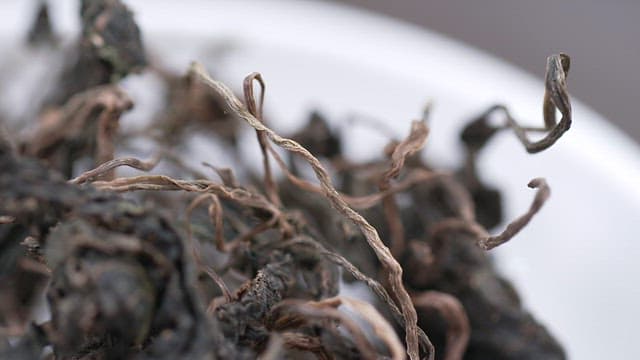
189 63 426 360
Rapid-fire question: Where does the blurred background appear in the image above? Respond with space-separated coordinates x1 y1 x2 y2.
332 0 640 143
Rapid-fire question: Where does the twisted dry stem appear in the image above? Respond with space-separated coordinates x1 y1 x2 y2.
429 178 550 251
208 195 226 251
379 119 430 257
478 178 550 250
201 163 239 187
413 291 470 360
492 53 572 154
244 72 281 207
91 174 292 234
184 193 232 302
69 155 161 184
188 62 425 360
266 143 446 210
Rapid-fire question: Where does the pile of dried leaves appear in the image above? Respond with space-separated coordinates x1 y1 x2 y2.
0 1 572 359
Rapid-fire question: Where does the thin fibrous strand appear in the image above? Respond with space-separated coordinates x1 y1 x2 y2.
185 193 232 301
186 193 226 252
189 62 425 360
242 73 291 237
201 265 232 303
496 53 571 153
280 236 434 356
115 141 209 179
381 118 430 184
379 118 430 257
244 72 281 207
202 162 239 187
429 218 489 242
348 169 444 209
478 178 550 250
93 175 268 209
95 104 120 180
92 174 291 233
413 291 470 360
93 174 295 242
70 148 215 186
430 178 550 250
316 296 406 360
69 155 161 184
266 144 445 210
380 178 405 257
208 194 226 251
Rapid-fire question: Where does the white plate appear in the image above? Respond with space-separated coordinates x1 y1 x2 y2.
2 1 639 359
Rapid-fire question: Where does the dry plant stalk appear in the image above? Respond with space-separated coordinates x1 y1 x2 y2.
185 193 233 301
70 155 161 184
428 178 551 250
379 117 430 257
478 178 550 250
412 291 470 360
244 72 281 207
466 54 571 154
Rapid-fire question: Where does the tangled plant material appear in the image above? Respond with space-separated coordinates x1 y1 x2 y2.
189 63 425 359
0 2 572 359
